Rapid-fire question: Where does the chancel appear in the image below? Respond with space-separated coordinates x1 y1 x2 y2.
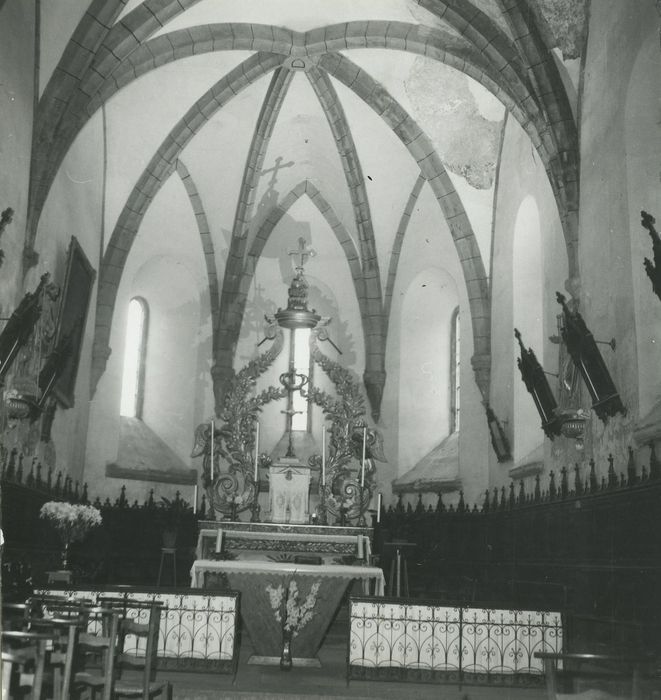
1 2 660 699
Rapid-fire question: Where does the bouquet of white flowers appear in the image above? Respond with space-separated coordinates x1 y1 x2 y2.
40 501 102 567
266 578 321 637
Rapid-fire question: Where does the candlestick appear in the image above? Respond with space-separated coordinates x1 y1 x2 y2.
210 420 215 481
376 492 382 523
254 421 260 481
215 529 223 554
361 426 366 487
321 426 326 486
193 484 198 514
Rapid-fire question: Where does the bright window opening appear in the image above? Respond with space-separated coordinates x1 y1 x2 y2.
120 298 147 418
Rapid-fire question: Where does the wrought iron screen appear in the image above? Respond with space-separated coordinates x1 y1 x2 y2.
38 587 239 672
348 598 563 686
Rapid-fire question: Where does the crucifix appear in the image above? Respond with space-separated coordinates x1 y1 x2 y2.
279 362 308 458
288 237 316 272
280 407 304 458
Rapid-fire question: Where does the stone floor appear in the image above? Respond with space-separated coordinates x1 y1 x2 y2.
161 634 548 700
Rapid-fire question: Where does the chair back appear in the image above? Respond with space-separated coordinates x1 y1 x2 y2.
2 602 31 631
1 630 51 700
28 614 86 700
98 597 166 700
72 606 122 700
98 597 163 677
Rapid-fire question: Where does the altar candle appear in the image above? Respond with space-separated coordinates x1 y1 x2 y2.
376 492 382 523
215 529 223 554
321 426 326 486
361 427 367 487
210 420 215 481
357 534 364 560
193 484 198 514
254 421 260 481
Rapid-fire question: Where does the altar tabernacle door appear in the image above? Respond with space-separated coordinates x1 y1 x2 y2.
269 461 310 524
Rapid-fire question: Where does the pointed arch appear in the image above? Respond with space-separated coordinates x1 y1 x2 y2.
175 159 219 351
90 52 282 395
319 52 492 400
26 18 565 256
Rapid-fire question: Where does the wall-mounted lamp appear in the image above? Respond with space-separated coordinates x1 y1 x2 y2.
556 292 626 422
642 210 661 302
485 403 511 463
514 328 563 439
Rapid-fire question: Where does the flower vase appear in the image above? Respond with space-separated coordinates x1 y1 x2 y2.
279 628 293 671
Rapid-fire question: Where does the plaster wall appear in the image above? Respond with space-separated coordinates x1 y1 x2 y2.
0 1 35 313
578 0 658 474
490 114 568 490
29 109 105 488
85 173 211 502
624 29 661 422
386 180 488 506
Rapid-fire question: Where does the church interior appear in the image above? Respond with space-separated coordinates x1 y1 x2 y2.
1 1 660 698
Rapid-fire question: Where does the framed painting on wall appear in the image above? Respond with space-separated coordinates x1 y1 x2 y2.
49 236 96 408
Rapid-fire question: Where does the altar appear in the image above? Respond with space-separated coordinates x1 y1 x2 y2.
190 521 382 665
188 245 387 666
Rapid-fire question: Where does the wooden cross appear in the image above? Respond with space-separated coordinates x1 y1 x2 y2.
260 156 294 188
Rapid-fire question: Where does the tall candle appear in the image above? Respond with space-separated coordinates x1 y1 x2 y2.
210 420 215 481
193 484 198 514
254 421 260 481
361 426 367 487
376 492 382 523
215 529 223 554
357 534 364 560
321 426 326 486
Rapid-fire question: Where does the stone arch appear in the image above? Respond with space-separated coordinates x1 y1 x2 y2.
213 179 368 414
175 159 219 352
320 52 491 400
384 174 426 332
27 19 555 252
90 52 282 395
28 0 200 249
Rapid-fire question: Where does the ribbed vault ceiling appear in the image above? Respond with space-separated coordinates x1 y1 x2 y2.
28 0 584 421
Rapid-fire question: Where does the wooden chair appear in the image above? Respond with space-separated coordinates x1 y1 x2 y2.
28 615 85 700
2 630 51 700
71 606 122 700
2 602 31 631
97 597 172 700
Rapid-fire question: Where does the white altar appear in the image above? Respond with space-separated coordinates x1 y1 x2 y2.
268 459 310 524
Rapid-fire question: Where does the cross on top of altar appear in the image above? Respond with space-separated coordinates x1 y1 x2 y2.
288 237 316 271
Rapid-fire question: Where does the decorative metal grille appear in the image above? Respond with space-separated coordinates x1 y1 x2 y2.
38 587 239 672
349 598 562 686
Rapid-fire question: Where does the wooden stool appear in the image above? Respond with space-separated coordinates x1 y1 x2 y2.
46 570 73 586
157 547 177 587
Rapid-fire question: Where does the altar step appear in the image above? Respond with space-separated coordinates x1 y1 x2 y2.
172 693 376 700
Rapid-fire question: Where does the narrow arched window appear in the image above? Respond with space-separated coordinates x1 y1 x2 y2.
120 297 148 418
449 307 460 433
